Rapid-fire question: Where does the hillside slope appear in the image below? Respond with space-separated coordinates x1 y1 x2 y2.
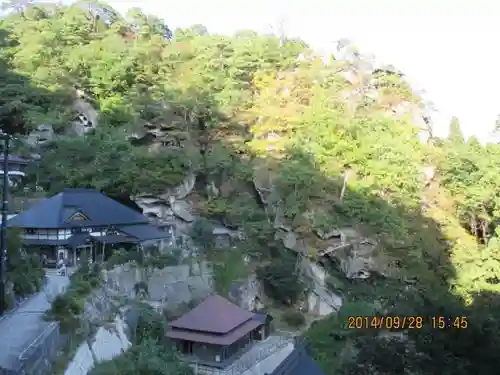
1 2 500 374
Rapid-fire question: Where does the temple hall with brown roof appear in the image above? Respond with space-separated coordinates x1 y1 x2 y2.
166 294 273 367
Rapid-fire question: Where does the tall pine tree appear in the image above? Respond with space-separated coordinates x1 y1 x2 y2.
448 116 465 144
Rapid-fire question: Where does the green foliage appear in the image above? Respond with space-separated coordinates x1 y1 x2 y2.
129 303 167 344
89 338 193 375
448 116 465 145
91 304 192 375
212 249 246 296
189 218 215 251
105 248 132 269
3 3 500 374
256 257 304 306
6 229 44 297
281 309 306 327
142 252 180 269
47 263 102 332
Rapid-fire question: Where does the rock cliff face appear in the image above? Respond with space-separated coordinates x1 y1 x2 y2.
23 39 431 294
64 315 131 375
128 167 401 284
104 261 213 310
26 93 100 145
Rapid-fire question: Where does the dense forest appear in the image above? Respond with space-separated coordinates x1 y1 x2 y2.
1 1 500 374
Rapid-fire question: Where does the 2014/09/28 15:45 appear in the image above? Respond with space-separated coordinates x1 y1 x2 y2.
431 316 468 329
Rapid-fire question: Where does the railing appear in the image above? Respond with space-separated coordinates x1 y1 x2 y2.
192 334 295 375
13 322 62 375
18 322 58 361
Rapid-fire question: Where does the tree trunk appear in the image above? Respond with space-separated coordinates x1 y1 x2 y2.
340 169 352 202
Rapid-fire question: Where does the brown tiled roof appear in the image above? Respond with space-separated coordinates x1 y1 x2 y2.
166 318 261 346
169 294 255 334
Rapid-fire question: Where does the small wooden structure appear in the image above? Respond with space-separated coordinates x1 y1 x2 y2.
167 294 273 368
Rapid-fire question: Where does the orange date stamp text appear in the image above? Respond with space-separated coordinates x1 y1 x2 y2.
347 315 424 330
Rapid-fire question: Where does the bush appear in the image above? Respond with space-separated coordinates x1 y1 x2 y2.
51 294 84 316
7 251 44 297
48 263 102 333
190 218 215 251
73 280 93 296
105 248 132 269
143 252 179 269
127 303 168 345
256 257 304 306
282 309 306 327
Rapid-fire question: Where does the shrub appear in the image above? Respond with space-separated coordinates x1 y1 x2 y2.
282 309 306 327
50 294 84 316
256 257 304 306
73 280 93 296
143 252 179 269
190 218 215 251
105 248 132 269
127 303 168 345
48 262 102 333
326 275 345 292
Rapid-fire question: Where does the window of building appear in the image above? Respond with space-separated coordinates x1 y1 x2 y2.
68 211 89 221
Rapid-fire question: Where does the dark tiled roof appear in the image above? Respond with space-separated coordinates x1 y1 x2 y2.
169 294 255 334
9 196 45 214
97 234 139 244
166 319 261 346
0 154 27 164
120 224 168 241
8 189 149 229
67 232 94 248
267 345 325 375
290 355 325 375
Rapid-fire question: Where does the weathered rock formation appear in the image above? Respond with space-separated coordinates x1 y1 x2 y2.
104 261 213 310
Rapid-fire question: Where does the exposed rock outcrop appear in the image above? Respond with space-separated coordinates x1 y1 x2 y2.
67 98 99 136
64 316 131 375
104 262 213 310
26 124 54 146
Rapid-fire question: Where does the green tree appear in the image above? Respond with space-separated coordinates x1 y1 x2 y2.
256 257 304 306
3 4 500 374
448 116 465 145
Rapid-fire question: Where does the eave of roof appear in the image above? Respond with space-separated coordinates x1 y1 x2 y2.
166 319 262 346
97 234 139 244
0 154 27 164
22 238 68 246
169 295 255 334
7 189 149 229
119 224 169 241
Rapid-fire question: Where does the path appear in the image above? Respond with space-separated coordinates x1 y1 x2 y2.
0 271 69 372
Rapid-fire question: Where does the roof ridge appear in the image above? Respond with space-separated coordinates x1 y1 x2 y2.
169 294 255 334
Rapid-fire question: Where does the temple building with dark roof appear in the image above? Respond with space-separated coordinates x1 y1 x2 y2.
166 294 273 367
7 188 173 266
266 339 326 375
0 154 28 187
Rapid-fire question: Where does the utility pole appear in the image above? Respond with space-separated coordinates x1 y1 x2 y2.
0 134 10 315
